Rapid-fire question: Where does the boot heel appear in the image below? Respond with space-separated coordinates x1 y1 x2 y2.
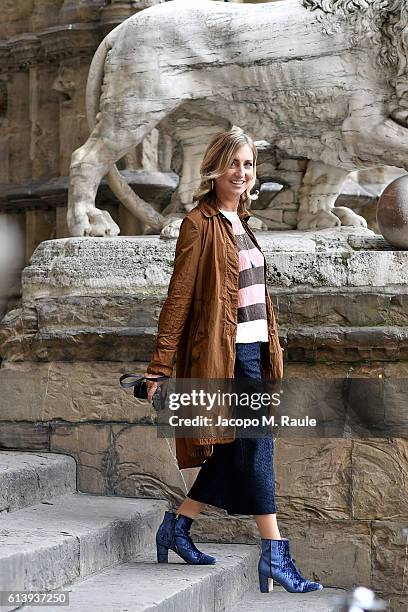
259 572 273 593
156 543 169 563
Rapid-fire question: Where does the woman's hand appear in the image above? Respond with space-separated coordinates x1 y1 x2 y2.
143 372 161 402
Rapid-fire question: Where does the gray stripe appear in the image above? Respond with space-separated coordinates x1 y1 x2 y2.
239 267 264 289
238 303 268 323
236 232 256 252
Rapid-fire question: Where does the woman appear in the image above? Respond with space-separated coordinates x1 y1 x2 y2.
144 127 323 594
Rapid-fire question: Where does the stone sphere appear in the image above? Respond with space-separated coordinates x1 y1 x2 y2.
377 174 408 249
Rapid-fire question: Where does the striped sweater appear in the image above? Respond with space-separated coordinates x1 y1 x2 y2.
219 208 268 343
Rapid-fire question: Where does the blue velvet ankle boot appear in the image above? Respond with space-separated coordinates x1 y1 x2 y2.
258 538 323 593
156 511 217 565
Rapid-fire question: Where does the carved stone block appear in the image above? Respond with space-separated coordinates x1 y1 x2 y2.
50 422 195 503
352 439 408 520
274 438 352 520
372 521 408 595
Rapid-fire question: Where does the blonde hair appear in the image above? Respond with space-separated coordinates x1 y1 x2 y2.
192 127 258 216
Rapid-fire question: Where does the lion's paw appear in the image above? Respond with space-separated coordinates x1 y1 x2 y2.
297 210 342 230
67 207 120 237
160 216 183 239
332 206 368 228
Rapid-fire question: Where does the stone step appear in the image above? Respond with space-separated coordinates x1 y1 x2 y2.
0 493 169 594
285 324 408 362
0 451 76 513
229 585 347 612
22 544 260 612
20 546 348 612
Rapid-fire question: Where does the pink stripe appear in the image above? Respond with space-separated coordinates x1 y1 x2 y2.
232 219 243 233
238 284 266 308
238 248 264 271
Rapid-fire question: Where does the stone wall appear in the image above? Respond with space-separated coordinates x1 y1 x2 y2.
0 231 407 610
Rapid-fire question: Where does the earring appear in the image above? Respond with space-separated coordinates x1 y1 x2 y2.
211 180 214 190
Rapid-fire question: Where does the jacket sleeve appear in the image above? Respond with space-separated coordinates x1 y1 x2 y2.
146 215 202 377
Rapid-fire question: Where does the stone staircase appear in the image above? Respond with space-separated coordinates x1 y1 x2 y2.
0 451 346 611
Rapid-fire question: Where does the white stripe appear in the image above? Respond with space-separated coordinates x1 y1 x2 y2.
236 319 269 343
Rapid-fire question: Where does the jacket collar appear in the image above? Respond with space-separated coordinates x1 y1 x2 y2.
197 198 252 222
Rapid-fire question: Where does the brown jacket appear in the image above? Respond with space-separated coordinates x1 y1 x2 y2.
146 198 284 469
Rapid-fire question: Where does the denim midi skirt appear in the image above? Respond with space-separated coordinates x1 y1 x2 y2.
187 341 277 515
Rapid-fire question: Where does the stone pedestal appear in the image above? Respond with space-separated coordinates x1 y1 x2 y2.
0 228 407 609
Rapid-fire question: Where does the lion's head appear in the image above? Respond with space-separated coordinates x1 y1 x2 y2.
303 1 408 124
303 0 405 66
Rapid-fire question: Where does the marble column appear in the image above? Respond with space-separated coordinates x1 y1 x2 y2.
52 59 89 176
29 65 60 180
8 72 31 183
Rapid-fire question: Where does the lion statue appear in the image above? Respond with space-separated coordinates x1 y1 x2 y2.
67 0 408 236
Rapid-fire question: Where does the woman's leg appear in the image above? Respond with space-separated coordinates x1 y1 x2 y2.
176 497 206 519
254 513 281 540
235 343 282 540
